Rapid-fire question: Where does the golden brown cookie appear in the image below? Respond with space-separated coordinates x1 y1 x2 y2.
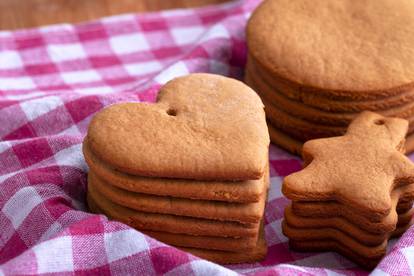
87 73 269 181
246 67 414 127
282 112 414 221
87 183 260 238
267 123 303 155
266 120 414 156
262 96 414 142
287 220 413 270
247 56 414 112
288 240 379 270
247 0 414 99
264 98 345 141
143 230 259 252
291 202 413 235
88 170 268 224
180 225 267 264
285 204 414 246
290 183 414 234
282 220 413 260
88 194 261 252
83 141 266 203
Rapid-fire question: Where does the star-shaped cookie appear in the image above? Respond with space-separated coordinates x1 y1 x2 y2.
282 111 414 220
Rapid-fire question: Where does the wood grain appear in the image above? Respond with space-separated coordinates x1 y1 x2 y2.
0 0 231 30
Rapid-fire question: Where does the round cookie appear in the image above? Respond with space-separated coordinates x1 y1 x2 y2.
246 68 414 127
248 56 414 112
247 0 414 99
267 123 302 156
264 100 346 141
268 121 414 156
263 98 414 143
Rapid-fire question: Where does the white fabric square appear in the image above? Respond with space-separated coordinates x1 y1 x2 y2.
190 260 238 276
75 86 113 95
268 177 283 201
47 44 87 62
0 77 36 90
54 144 86 170
0 51 23 69
59 124 82 136
2 186 43 229
109 34 150 54
402 247 414 275
20 96 63 121
61 70 101 84
34 236 74 273
104 229 149 262
200 24 229 42
0 141 11 154
154 61 189 84
125 61 162 76
171 26 205 45
370 270 389 276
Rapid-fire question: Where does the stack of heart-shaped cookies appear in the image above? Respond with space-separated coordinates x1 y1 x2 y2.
281 112 414 269
84 73 270 264
245 0 414 155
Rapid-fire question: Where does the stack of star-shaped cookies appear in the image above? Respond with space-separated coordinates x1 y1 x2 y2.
281 112 414 269
245 0 414 155
83 74 270 264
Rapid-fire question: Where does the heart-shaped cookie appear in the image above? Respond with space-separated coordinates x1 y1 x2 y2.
86 73 269 180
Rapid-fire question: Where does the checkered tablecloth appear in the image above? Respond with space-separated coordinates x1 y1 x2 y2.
0 0 413 275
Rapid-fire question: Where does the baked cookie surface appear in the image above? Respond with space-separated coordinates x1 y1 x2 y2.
87 73 269 180
247 0 414 94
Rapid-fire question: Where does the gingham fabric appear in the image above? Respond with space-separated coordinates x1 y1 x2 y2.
0 0 413 275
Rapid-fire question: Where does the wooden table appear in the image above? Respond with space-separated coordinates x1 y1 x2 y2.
0 0 231 30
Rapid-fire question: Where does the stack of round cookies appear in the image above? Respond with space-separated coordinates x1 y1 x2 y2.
245 0 414 155
83 74 270 264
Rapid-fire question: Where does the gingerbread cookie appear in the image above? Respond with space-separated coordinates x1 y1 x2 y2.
248 56 414 113
289 240 379 269
282 221 411 259
263 98 345 141
267 123 303 155
246 67 414 127
290 183 414 234
87 73 269 180
283 112 414 220
88 194 261 252
88 171 268 223
83 141 266 203
287 220 413 270
247 0 414 99
285 204 414 246
88 184 260 238
180 224 267 264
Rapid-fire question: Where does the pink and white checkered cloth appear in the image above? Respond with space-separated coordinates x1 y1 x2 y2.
0 0 413 275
